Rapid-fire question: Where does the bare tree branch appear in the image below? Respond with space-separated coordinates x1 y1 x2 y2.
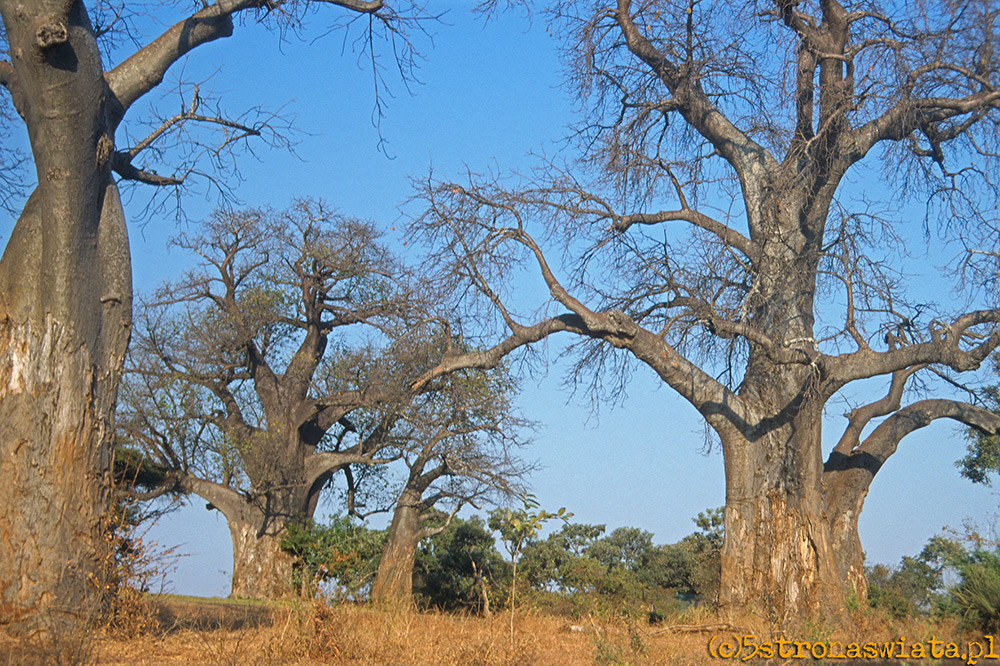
105 0 385 126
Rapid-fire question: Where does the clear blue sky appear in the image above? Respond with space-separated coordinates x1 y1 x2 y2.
3 2 996 597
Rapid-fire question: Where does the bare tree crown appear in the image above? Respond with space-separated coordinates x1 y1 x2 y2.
413 0 1000 488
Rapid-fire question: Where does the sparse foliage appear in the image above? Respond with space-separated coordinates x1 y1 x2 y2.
412 0 1000 619
0 0 428 631
490 495 571 643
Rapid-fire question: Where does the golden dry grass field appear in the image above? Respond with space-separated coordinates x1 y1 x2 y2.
0 595 990 666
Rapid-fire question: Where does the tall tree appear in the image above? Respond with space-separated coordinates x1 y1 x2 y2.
412 0 1000 619
118 200 425 598
0 0 418 631
370 364 533 604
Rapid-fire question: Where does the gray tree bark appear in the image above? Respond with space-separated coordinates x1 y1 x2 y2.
0 0 131 634
371 492 424 604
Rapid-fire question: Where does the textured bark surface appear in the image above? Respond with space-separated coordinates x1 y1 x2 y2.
228 519 297 599
184 472 315 599
721 465 844 617
720 440 869 618
371 499 422 604
0 0 132 632
0 191 131 632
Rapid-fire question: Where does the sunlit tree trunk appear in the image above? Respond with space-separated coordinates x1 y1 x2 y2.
0 0 132 633
720 422 855 619
227 518 298 599
371 492 423 604
192 471 316 599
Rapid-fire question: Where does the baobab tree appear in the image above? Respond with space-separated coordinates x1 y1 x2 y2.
369 365 533 604
0 0 424 631
412 0 1000 619
118 200 427 598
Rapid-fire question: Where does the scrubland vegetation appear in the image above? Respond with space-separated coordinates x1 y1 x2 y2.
2 593 985 666
4 502 1000 665
4 0 1000 659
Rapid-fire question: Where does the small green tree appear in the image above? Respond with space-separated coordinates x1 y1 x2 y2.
413 516 508 613
489 496 570 643
865 531 998 620
865 558 940 619
520 523 606 595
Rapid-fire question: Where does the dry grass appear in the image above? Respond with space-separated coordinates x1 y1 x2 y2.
0 596 986 665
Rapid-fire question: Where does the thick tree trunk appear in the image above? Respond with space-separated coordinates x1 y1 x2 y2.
0 0 132 634
186 477 307 600
227 518 298 599
720 485 848 619
710 199 862 620
0 187 131 633
0 321 114 630
718 403 863 621
188 440 329 599
371 496 422 605
0 193 131 630
828 496 867 607
825 462 875 608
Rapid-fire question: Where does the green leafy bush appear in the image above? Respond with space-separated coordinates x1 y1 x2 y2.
413 516 509 612
952 550 1000 632
281 514 385 599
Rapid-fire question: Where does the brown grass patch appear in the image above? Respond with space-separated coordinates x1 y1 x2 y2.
0 596 988 665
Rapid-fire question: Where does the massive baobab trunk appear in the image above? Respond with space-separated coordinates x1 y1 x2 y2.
719 418 861 616
0 0 132 631
227 512 299 599
185 469 322 598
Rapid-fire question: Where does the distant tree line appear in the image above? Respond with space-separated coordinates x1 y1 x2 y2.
866 527 1000 633
270 508 725 619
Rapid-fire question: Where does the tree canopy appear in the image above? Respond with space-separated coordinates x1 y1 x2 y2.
0 0 429 632
410 0 1000 618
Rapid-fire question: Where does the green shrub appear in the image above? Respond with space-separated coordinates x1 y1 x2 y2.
952 550 1000 632
281 514 385 599
413 516 510 612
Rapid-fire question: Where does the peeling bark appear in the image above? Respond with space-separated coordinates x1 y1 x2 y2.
0 0 132 632
228 518 297 599
0 185 131 633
